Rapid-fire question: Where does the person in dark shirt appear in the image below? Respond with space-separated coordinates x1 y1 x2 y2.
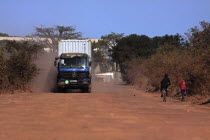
160 74 171 97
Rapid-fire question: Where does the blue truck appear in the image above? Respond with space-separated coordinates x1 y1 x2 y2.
54 40 92 93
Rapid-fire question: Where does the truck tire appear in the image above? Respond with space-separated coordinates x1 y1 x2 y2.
82 87 91 93
57 87 64 93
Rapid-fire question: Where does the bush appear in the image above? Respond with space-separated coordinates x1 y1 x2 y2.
117 21 210 99
126 47 210 96
0 40 43 93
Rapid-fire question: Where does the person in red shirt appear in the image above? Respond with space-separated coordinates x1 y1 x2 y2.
179 78 187 101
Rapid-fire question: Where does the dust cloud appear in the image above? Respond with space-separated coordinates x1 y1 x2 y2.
31 52 57 93
31 52 123 93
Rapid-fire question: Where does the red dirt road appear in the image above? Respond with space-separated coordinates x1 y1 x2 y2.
0 81 210 140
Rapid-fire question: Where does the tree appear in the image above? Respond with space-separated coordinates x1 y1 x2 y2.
186 21 210 69
111 34 154 76
111 33 184 80
101 32 124 60
112 34 153 64
153 34 184 54
92 32 124 72
0 32 9 37
31 25 82 52
101 32 124 48
152 34 183 48
186 21 210 50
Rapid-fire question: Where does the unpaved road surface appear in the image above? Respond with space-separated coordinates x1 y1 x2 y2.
0 80 210 140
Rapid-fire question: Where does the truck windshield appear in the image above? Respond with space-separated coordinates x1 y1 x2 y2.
59 56 87 69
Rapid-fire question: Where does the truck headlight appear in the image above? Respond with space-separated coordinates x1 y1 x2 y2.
65 80 69 84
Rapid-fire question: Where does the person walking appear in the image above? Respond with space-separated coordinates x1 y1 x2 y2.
179 78 187 101
160 74 171 97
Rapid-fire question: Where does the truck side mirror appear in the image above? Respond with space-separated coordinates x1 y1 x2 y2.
55 57 59 60
89 61 92 66
54 57 59 67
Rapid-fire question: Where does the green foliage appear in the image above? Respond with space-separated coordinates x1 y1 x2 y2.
152 34 184 47
0 32 9 37
92 41 108 72
101 32 124 47
92 32 124 72
112 34 183 79
0 41 43 92
112 34 153 63
113 34 183 64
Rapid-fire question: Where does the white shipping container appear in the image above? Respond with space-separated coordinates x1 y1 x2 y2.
58 40 91 59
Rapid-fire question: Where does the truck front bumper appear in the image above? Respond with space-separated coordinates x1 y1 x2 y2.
57 78 90 89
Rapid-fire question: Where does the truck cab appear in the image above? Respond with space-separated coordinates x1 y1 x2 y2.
55 53 91 92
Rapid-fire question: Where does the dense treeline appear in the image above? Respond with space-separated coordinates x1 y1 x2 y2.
111 21 210 98
0 41 43 93
0 32 9 37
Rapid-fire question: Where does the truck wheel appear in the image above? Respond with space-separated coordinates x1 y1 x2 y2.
82 87 91 93
57 87 64 93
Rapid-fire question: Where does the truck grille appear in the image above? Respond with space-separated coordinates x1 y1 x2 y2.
58 71 89 79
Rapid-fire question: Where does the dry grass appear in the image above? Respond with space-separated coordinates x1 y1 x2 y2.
125 48 210 102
